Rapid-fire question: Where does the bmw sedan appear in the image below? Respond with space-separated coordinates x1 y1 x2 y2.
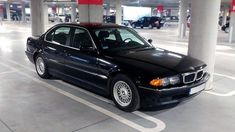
25 23 209 112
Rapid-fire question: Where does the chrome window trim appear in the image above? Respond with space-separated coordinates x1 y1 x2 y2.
44 24 98 53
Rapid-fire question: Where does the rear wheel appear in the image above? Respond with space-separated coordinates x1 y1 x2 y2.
111 74 140 112
35 54 50 79
131 23 136 28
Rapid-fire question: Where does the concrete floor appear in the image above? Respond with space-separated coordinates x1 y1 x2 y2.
0 22 235 132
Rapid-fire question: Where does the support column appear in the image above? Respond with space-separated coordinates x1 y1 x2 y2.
229 0 235 43
106 4 110 16
0 4 3 19
43 3 48 25
222 9 228 25
79 4 103 23
21 1 26 22
188 0 221 89
229 12 235 43
178 0 188 38
30 0 45 36
71 4 77 22
115 0 122 25
5 3 10 21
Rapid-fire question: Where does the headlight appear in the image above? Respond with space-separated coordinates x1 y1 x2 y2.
150 75 180 87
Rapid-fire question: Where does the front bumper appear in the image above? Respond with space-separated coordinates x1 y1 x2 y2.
138 73 210 108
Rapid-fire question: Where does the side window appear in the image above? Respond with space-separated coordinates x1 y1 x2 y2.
119 29 144 45
46 30 54 41
71 28 93 49
53 27 70 45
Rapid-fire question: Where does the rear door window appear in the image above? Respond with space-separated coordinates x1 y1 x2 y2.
70 28 93 49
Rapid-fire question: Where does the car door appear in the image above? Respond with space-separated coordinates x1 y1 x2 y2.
43 26 72 73
63 27 103 89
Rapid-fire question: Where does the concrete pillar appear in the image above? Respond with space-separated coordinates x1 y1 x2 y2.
188 0 221 89
106 4 111 16
21 1 26 22
71 4 77 22
229 12 235 43
43 3 48 25
61 6 65 14
222 9 229 25
0 4 3 19
178 0 188 38
5 3 10 21
30 0 45 36
79 5 103 23
115 0 122 25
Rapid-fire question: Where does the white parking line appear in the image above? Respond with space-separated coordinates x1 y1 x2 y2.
0 70 16 75
204 73 235 97
0 61 166 132
214 73 235 81
205 90 235 97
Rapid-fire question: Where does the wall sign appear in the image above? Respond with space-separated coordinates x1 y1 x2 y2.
231 0 235 12
78 0 103 5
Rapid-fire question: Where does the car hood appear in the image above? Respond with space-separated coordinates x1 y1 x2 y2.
106 48 206 73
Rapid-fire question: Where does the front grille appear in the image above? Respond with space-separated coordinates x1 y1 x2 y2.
196 70 204 81
182 69 204 84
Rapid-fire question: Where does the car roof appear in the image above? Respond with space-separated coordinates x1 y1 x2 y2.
56 23 124 29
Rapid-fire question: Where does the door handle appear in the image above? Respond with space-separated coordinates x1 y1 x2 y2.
63 50 71 56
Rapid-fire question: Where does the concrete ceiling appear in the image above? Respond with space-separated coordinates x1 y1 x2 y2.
0 0 233 7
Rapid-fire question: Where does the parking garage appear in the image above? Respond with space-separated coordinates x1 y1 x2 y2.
0 0 235 132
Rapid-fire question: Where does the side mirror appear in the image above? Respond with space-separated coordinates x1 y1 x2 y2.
148 39 153 44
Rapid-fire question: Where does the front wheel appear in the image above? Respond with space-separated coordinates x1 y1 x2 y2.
111 74 140 112
225 27 230 33
35 54 50 79
148 24 153 29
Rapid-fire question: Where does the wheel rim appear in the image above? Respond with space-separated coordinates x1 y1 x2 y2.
36 57 45 76
113 81 132 107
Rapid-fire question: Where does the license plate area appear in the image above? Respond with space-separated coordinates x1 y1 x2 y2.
190 83 205 95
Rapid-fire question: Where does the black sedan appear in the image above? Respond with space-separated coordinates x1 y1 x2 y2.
25 23 209 112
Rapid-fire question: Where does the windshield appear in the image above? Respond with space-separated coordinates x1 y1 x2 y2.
93 27 152 51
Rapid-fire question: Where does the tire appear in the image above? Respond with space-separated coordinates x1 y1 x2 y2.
111 74 140 112
225 28 230 33
131 23 136 28
148 24 153 29
35 54 50 79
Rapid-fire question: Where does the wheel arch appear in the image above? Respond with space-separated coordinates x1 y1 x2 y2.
106 68 141 96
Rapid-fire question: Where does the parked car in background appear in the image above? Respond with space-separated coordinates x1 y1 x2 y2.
25 23 209 112
121 20 130 27
187 16 191 28
163 16 179 22
58 14 66 22
131 16 164 29
48 13 59 22
221 22 230 33
104 15 116 23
